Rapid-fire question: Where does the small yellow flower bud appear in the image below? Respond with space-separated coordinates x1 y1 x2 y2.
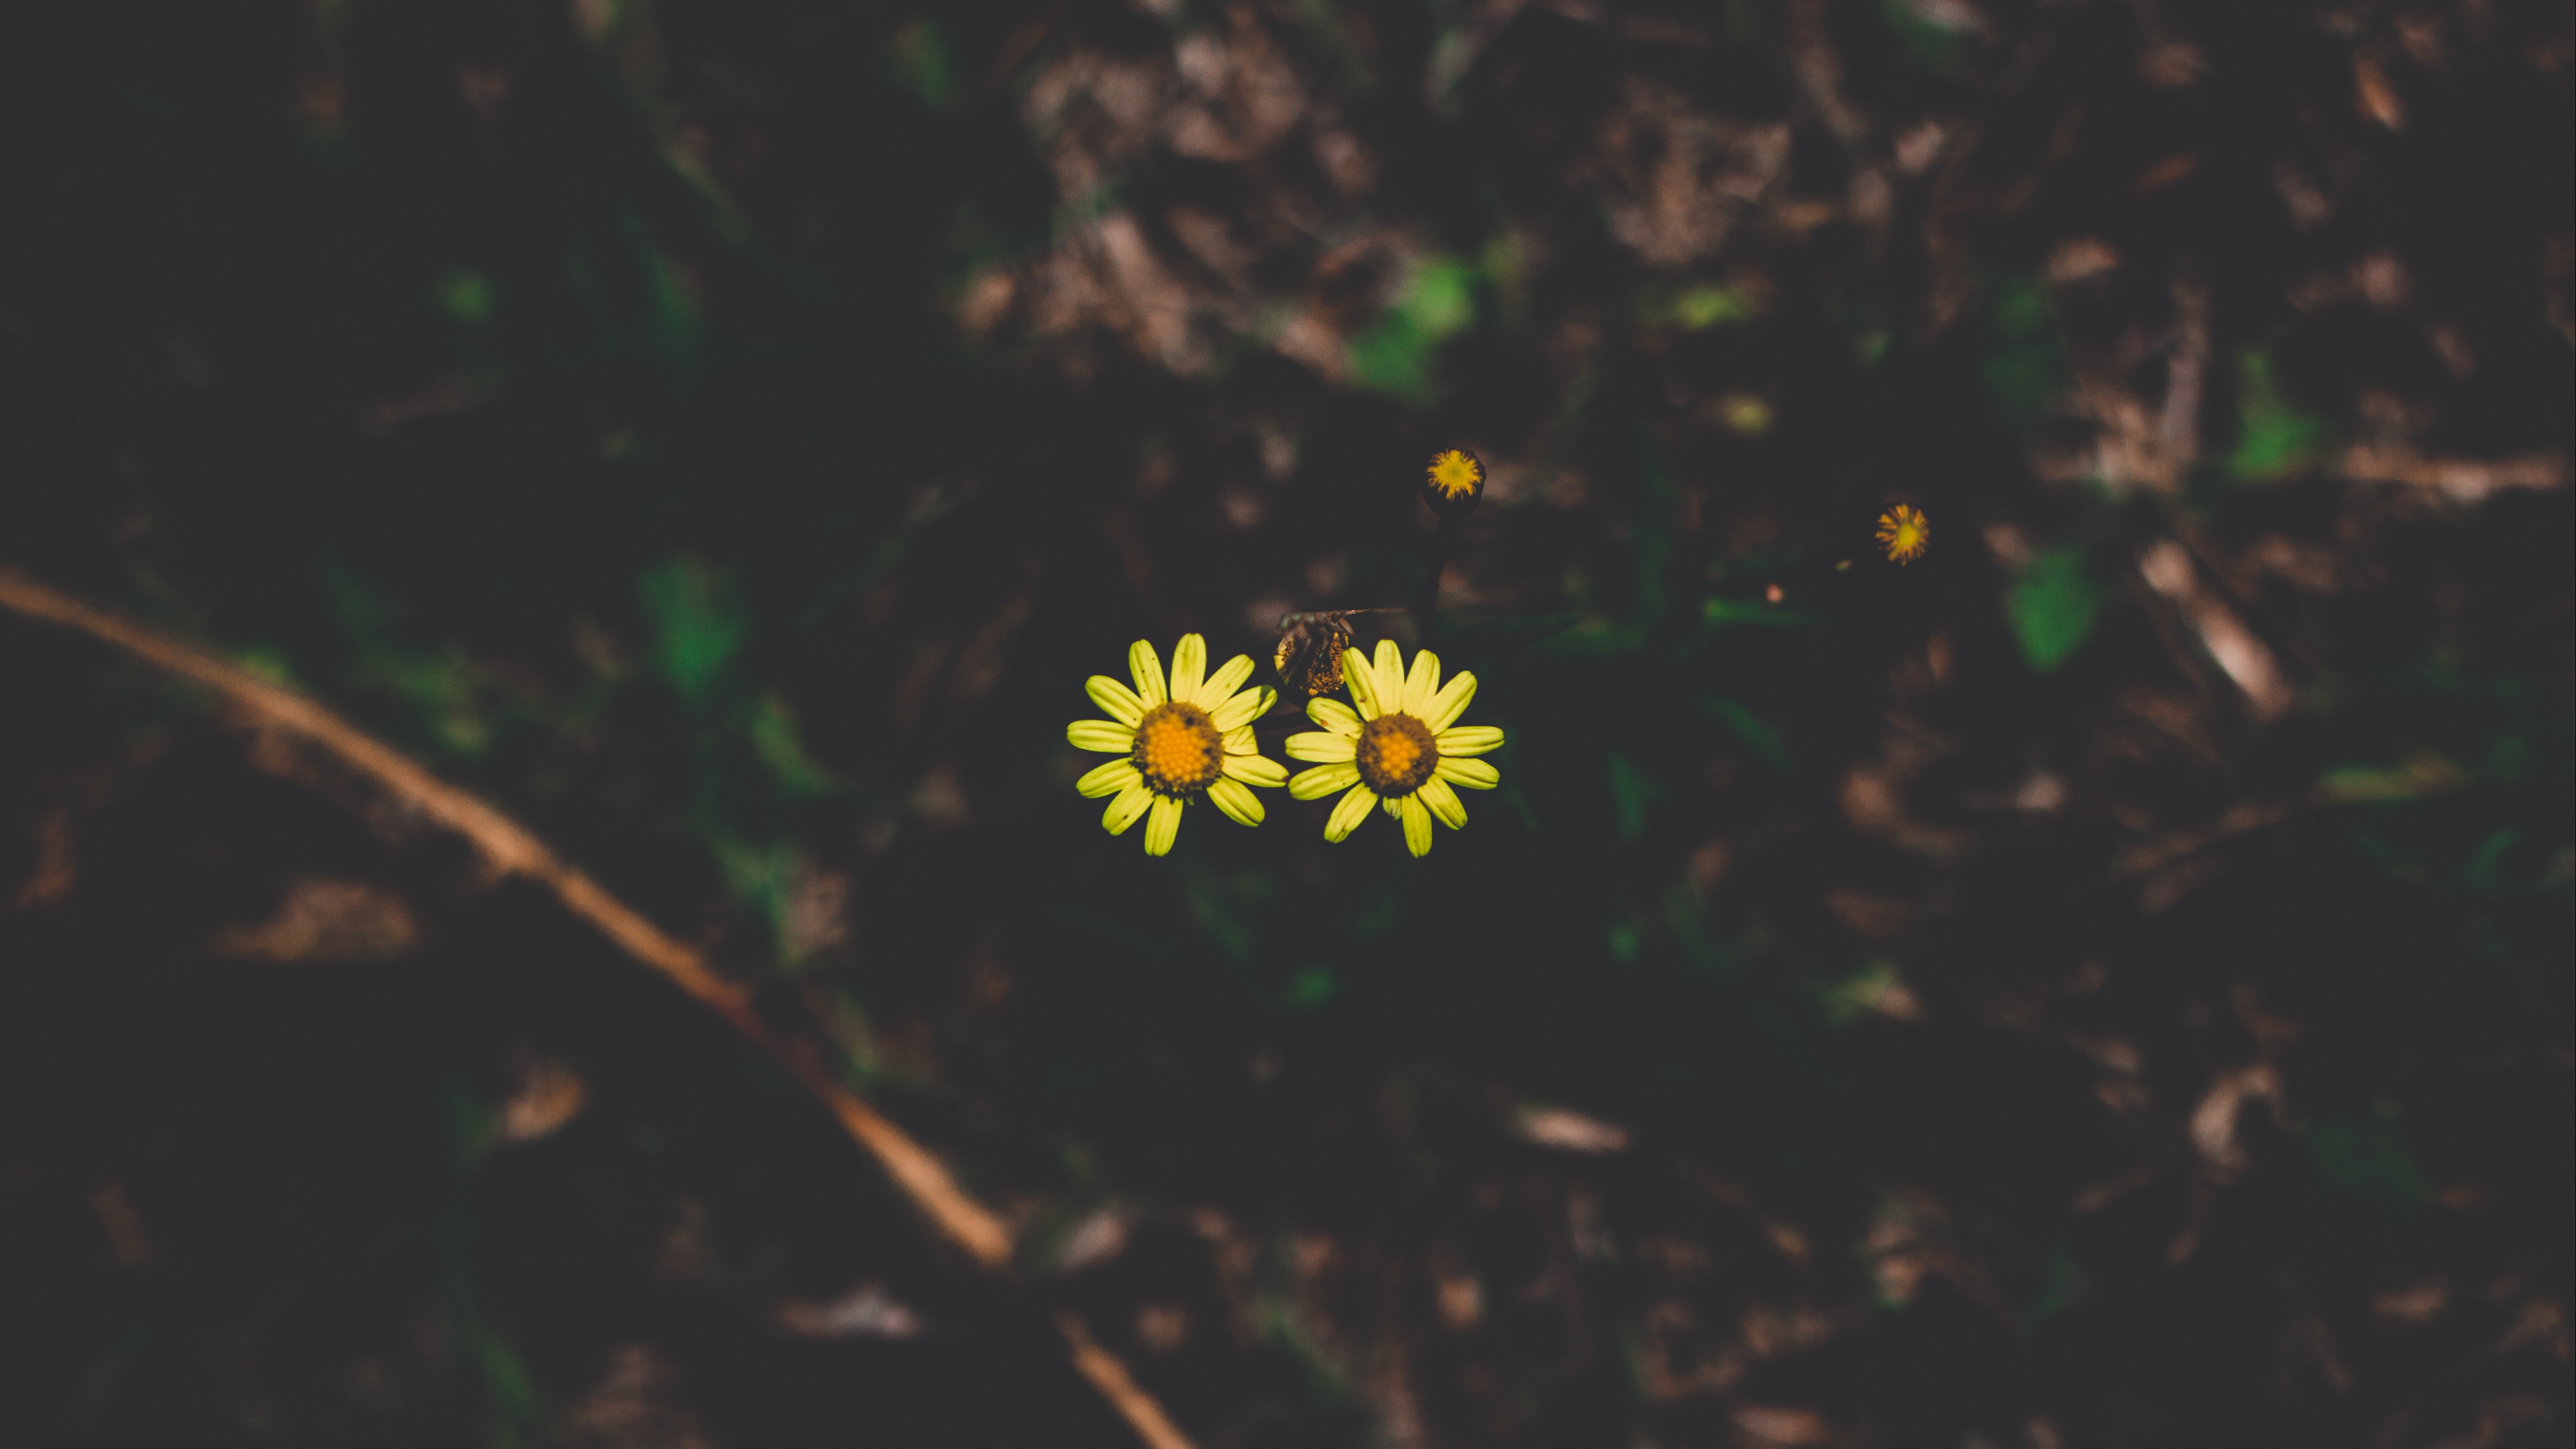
1421 449 1485 519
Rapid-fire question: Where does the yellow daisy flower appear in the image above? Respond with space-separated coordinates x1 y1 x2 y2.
1876 504 1929 564
1068 634 1287 856
1283 640 1503 857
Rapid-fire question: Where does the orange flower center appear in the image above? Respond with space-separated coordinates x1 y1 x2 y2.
1354 712 1438 796
1132 702 1224 796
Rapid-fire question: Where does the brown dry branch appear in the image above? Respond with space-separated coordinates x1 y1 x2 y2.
0 566 1196 1449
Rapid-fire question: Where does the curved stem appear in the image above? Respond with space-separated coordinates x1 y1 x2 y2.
0 566 1198 1449
1413 515 1460 649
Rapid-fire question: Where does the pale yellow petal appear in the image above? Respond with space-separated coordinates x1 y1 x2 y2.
1085 675 1146 727
1399 794 1434 856
1434 724 1504 757
1102 781 1154 835
1077 759 1140 798
1423 671 1477 732
1208 776 1265 826
1342 647 1381 719
1434 755 1500 790
1222 752 1289 788
1306 696 1362 737
1284 731 1357 763
1210 685 1275 732
1324 782 1379 842
1143 795 1184 856
1067 720 1137 753
1196 654 1254 708
1371 639 1405 713
1169 633 1206 705
1224 725 1256 755
1418 775 1468 829
1128 639 1166 706
1402 649 1440 717
1290 761 1359 800
1382 794 1402 819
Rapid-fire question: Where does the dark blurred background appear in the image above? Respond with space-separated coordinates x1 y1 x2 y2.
1 1 2569 1445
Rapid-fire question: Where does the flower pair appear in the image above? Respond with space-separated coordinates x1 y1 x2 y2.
1067 633 1503 857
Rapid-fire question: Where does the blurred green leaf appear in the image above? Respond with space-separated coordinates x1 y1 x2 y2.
443 1075 500 1172
1880 0 1974 72
435 267 494 325
1633 429 1678 628
713 835 847 968
471 1328 538 1437
749 693 838 796
1346 884 1401 938
73 1324 152 1424
378 651 492 756
1607 750 1656 841
233 645 298 686
1346 327 1426 398
639 557 746 706
2308 1114 2429 1218
321 556 494 755
1642 282 1758 331
2484 732 2529 780
2461 827 2519 891
1347 255 1475 398
1184 855 1258 965
1698 696 1788 771
2227 350 2332 480
1701 596 1816 628
2015 1242 2086 1336
624 209 702 380
712 833 792 908
2008 547 2098 672
1534 621 1648 657
1402 256 1474 336
1663 880 1744 979
2318 753 2464 802
1283 968 1337 1010
1982 276 2065 439
887 19 955 109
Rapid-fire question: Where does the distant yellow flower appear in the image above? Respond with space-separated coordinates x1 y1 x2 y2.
1422 449 1485 516
1284 641 1503 857
1068 635 1287 856
1877 504 1929 564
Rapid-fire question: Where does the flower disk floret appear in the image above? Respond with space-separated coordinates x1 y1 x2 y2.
1067 634 1287 856
1283 640 1503 857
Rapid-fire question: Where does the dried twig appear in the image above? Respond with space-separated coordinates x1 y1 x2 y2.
0 567 1195 1449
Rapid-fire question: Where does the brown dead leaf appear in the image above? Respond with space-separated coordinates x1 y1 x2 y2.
211 877 417 963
